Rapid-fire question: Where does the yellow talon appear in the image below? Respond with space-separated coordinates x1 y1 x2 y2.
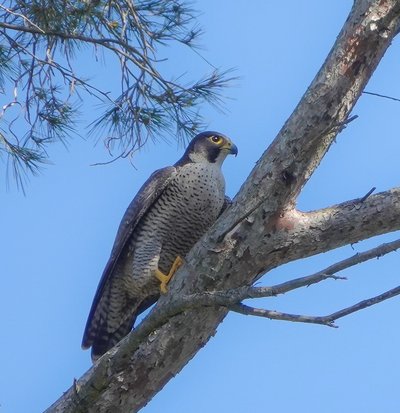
155 256 183 294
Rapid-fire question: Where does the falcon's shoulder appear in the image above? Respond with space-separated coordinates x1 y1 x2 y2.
82 166 177 349
111 166 177 258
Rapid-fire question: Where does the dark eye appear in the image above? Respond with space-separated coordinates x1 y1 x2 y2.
210 136 223 144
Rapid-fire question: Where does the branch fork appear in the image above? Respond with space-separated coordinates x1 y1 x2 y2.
154 239 400 329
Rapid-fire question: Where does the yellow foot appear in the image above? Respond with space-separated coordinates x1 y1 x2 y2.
155 256 183 294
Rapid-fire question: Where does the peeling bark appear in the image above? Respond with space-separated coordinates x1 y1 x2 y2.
45 1 400 412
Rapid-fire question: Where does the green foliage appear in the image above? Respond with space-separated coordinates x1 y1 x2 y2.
0 0 233 187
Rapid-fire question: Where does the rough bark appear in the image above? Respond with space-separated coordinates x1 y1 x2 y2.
45 1 400 412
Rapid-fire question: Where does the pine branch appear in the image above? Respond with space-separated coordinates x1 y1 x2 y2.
0 0 235 187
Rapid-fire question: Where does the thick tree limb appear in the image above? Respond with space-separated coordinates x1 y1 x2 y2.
45 1 400 412
251 189 400 279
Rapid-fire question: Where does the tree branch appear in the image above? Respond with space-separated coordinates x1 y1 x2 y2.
45 1 400 412
0 1 234 185
256 189 400 279
363 90 400 102
324 286 400 322
0 20 145 55
230 303 338 327
230 284 400 327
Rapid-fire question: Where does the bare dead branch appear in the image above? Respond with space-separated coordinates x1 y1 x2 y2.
290 238 400 283
325 285 400 321
359 187 376 202
363 90 400 102
229 303 337 327
161 238 400 321
229 285 400 327
188 236 400 305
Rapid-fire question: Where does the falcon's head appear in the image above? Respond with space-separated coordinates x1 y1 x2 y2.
177 131 238 166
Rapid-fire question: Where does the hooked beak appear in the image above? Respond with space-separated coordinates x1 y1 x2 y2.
222 140 238 156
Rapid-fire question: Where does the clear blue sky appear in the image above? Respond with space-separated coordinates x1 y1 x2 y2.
2 1 400 412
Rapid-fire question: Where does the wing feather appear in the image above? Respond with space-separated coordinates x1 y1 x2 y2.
82 166 177 349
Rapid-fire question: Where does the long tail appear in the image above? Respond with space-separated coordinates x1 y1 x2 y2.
89 295 159 360
82 283 140 362
82 283 160 361
90 310 138 361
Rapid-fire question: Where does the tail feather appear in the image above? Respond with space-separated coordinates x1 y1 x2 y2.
90 310 138 361
82 280 161 362
82 279 141 361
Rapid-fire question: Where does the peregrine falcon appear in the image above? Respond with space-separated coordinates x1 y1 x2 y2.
82 131 238 361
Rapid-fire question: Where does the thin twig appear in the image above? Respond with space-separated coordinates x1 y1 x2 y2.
335 114 359 133
0 4 45 33
359 187 376 202
363 91 400 102
0 21 144 57
325 285 400 322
